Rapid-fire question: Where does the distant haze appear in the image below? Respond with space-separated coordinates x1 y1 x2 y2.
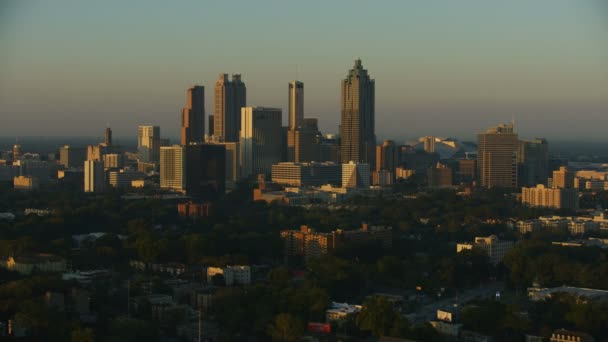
1 0 607 141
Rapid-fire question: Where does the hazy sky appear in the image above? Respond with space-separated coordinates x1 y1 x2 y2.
1 0 607 142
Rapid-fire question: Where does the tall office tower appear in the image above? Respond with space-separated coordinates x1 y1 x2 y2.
160 145 186 192
240 107 282 178
59 145 87 169
84 160 105 193
457 158 477 184
138 126 161 163
103 153 123 169
552 166 575 189
185 144 226 199
16 160 51 184
214 74 246 142
427 162 453 188
342 161 370 188
181 85 205 145
517 138 549 187
105 127 112 146
477 123 518 188
375 140 398 172
340 59 376 170
287 118 320 162
208 115 214 136
288 81 304 130
13 144 21 161
423 136 436 153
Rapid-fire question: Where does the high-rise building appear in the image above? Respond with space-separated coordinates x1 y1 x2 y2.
375 140 398 172
552 166 575 189
16 160 50 184
181 85 205 145
87 145 104 161
59 145 86 169
457 158 477 185
138 126 161 163
240 107 282 178
185 144 226 199
214 74 246 142
423 136 436 153
103 153 123 169
13 144 21 161
287 119 320 163
477 123 518 188
288 81 304 130
160 145 186 192
84 160 104 193
104 127 112 146
427 163 453 188
208 115 214 136
342 161 370 188
340 59 376 169
518 138 549 187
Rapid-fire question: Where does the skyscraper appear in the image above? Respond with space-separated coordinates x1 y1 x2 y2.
84 159 104 193
517 138 549 187
423 136 436 153
181 85 205 145
105 127 112 146
287 119 320 163
552 166 575 189
340 59 376 170
160 145 185 192
240 107 282 178
138 126 161 163
375 140 398 172
288 81 304 130
59 145 87 169
185 144 226 199
214 74 246 142
12 143 21 161
477 123 518 188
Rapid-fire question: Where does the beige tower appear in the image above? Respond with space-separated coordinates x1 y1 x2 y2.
552 166 574 189
477 123 518 188
340 59 375 170
214 74 246 142
160 145 186 192
288 81 304 130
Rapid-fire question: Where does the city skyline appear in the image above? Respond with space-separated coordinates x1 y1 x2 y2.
1 1 607 141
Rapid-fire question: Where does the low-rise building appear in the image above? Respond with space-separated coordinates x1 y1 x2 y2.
516 220 542 234
528 285 608 302
457 235 514 264
550 329 595 342
206 265 251 286
430 306 463 337
13 176 39 190
178 202 211 218
271 162 341 187
6 254 67 275
325 302 362 323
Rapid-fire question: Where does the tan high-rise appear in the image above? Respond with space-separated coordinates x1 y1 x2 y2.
214 74 246 142
288 81 304 130
552 166 574 189
181 85 205 145
340 59 375 170
477 123 518 188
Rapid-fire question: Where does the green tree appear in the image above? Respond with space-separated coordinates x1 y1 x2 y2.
267 313 304 342
71 328 94 342
356 296 397 337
